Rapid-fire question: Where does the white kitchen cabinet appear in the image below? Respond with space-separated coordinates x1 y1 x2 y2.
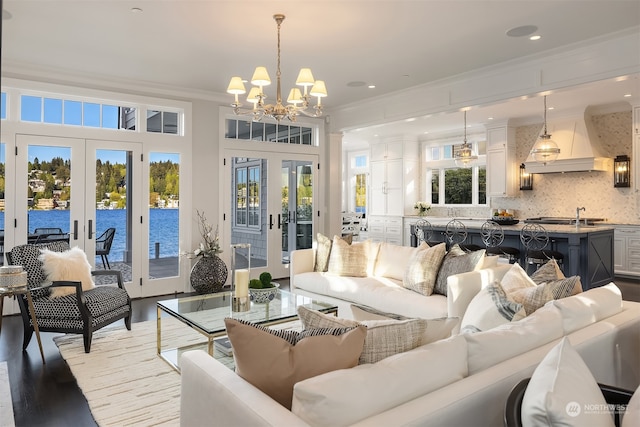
614 226 640 278
486 124 517 197
369 137 418 217
367 215 403 245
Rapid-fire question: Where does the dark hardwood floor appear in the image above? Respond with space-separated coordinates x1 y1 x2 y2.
1 277 638 426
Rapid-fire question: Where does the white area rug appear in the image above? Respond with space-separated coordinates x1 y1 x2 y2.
54 318 205 427
54 316 302 426
0 362 15 427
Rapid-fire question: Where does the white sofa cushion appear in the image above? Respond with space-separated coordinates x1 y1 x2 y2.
402 243 446 296
291 335 468 427
297 306 458 364
460 281 526 333
522 337 615 427
374 242 421 281
550 283 623 334
464 303 564 374
293 272 449 319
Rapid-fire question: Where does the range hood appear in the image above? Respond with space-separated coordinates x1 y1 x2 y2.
524 109 611 174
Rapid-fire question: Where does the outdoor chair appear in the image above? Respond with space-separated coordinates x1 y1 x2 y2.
6 241 131 353
95 228 116 269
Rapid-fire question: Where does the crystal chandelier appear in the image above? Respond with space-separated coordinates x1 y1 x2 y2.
454 110 478 168
226 14 327 123
530 95 560 165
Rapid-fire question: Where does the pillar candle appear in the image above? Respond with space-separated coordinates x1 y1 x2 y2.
234 269 249 298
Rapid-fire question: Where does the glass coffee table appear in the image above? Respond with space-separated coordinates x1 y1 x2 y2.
157 289 338 371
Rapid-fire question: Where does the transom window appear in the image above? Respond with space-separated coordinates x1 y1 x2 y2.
225 118 315 145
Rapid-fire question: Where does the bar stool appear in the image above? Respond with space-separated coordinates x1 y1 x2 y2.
413 219 435 245
445 219 483 252
480 220 520 264
519 224 564 274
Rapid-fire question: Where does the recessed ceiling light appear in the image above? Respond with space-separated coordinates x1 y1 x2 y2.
529 35 541 41
506 25 538 37
405 118 416 122
488 117 494 120
624 94 632 98
131 7 143 13
548 106 554 110
368 85 376 89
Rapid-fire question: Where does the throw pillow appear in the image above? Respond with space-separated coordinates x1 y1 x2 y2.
224 318 366 409
314 233 352 272
402 242 446 296
314 233 333 272
510 276 582 316
327 236 368 277
373 242 423 281
460 281 526 333
38 246 95 298
297 306 458 364
499 262 537 294
433 245 486 296
522 337 615 427
530 258 564 284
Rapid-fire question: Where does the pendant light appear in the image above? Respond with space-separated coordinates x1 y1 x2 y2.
530 96 560 165
454 110 478 168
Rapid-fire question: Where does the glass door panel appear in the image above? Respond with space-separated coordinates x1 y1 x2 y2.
0 142 5 265
16 135 85 250
281 160 313 264
85 140 142 297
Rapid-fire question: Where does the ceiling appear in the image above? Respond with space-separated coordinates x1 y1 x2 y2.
2 1 639 146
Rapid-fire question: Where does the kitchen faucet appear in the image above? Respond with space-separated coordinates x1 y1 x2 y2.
576 207 586 225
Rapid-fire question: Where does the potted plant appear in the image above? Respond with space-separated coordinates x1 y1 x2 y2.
248 272 280 303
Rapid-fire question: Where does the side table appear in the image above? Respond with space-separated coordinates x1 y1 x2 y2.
0 286 46 363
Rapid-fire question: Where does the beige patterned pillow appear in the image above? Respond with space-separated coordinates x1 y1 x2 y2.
327 236 368 277
500 262 537 294
314 233 352 272
402 243 446 296
530 259 564 284
297 306 458 364
433 245 486 296
509 276 582 316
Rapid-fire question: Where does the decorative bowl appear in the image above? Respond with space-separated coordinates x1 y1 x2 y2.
249 283 280 303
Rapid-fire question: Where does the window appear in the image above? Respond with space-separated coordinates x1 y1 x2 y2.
225 118 315 145
234 160 261 229
1 92 6 119
355 173 366 213
147 110 179 134
18 94 137 130
425 139 487 206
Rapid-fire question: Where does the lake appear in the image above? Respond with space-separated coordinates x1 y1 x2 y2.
0 209 179 262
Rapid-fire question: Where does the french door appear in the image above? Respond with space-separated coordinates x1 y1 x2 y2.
223 149 317 279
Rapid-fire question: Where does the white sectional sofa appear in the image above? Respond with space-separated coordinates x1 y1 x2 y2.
180 265 640 427
289 243 494 321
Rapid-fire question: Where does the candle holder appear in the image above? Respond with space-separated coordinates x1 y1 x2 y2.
230 243 251 312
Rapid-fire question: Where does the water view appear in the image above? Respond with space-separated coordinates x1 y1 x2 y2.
0 209 179 263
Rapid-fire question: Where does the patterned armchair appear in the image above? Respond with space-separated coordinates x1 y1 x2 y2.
6 241 131 353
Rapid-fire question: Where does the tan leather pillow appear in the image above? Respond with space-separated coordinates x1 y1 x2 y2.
224 318 366 409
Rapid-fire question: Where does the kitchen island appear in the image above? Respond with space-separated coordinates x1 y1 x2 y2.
405 217 614 290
